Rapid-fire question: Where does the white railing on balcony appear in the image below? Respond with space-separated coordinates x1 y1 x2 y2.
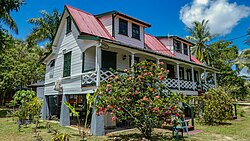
162 78 179 89
180 79 193 90
81 70 215 91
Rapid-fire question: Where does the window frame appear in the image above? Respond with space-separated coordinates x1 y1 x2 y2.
173 39 182 53
183 43 188 55
118 18 128 36
132 23 140 40
63 51 72 77
66 16 72 34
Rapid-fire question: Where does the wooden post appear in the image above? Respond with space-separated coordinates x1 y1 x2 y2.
96 45 101 86
177 63 180 90
191 66 195 91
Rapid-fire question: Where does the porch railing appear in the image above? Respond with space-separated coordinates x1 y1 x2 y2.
81 70 215 91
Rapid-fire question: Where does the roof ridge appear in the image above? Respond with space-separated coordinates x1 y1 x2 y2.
65 5 93 16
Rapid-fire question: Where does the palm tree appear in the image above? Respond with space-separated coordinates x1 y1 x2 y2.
185 20 215 65
26 9 61 51
0 0 24 34
235 48 250 74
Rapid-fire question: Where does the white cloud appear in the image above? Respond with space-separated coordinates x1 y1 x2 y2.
180 0 250 35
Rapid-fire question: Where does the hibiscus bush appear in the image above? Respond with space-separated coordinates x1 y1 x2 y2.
95 61 184 139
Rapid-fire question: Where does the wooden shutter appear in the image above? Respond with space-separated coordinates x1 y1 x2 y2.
63 52 72 77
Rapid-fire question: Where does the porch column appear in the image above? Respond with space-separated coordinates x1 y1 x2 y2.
60 94 70 126
204 69 207 84
214 72 217 87
91 43 105 136
131 53 135 67
177 63 180 90
191 66 195 91
96 45 101 86
157 58 160 66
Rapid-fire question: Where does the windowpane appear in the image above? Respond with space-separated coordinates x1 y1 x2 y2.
66 16 71 34
183 44 188 55
174 40 181 52
63 52 72 77
119 19 128 36
132 23 140 40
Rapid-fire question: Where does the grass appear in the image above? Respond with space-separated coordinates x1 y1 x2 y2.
0 106 250 141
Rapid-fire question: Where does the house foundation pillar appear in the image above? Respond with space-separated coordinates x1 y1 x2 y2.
41 95 49 120
60 94 70 126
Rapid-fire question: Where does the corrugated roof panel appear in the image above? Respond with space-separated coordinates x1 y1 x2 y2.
66 5 113 40
144 34 175 57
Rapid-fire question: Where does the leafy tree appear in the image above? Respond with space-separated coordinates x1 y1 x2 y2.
95 61 184 139
0 37 45 104
208 41 250 99
185 20 215 65
26 9 61 50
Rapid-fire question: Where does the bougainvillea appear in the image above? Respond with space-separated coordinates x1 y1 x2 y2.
95 61 184 138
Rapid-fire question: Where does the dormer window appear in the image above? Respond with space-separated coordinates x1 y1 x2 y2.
132 23 140 40
183 43 188 55
173 39 181 52
119 18 128 36
66 16 71 34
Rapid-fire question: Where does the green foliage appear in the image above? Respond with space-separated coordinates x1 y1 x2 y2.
85 93 95 128
0 38 45 104
64 102 85 138
10 90 42 127
185 19 215 65
0 0 25 34
12 90 36 106
95 61 184 139
51 132 70 141
195 87 233 125
26 9 61 50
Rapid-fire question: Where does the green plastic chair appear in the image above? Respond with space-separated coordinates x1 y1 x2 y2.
172 118 189 140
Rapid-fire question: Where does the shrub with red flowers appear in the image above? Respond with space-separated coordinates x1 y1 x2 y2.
95 61 184 139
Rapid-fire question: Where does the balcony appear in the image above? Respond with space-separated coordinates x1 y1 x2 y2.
81 69 215 93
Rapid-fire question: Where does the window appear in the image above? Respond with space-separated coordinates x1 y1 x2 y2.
119 18 128 36
179 67 184 80
66 16 71 34
49 59 55 68
183 43 188 55
63 52 72 77
167 64 175 78
132 23 140 40
173 40 181 52
82 52 85 73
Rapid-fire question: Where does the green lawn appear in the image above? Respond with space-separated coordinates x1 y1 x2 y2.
0 106 249 141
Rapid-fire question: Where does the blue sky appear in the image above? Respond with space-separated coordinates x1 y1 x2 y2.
9 0 250 51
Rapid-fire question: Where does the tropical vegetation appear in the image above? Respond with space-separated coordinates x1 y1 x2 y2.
95 61 184 139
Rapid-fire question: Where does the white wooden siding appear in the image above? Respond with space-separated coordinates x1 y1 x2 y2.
114 16 145 48
98 15 112 36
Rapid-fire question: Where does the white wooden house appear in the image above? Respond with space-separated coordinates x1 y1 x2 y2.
42 5 218 135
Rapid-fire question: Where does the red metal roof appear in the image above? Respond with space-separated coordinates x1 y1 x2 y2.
65 5 113 40
191 55 202 64
144 34 175 57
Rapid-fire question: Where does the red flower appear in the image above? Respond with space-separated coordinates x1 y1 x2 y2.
155 95 160 99
112 116 117 121
159 61 164 65
164 121 167 125
135 90 139 94
106 84 112 88
105 89 109 93
166 70 170 73
99 107 103 111
107 105 111 109
175 113 179 117
117 108 121 111
115 76 119 79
